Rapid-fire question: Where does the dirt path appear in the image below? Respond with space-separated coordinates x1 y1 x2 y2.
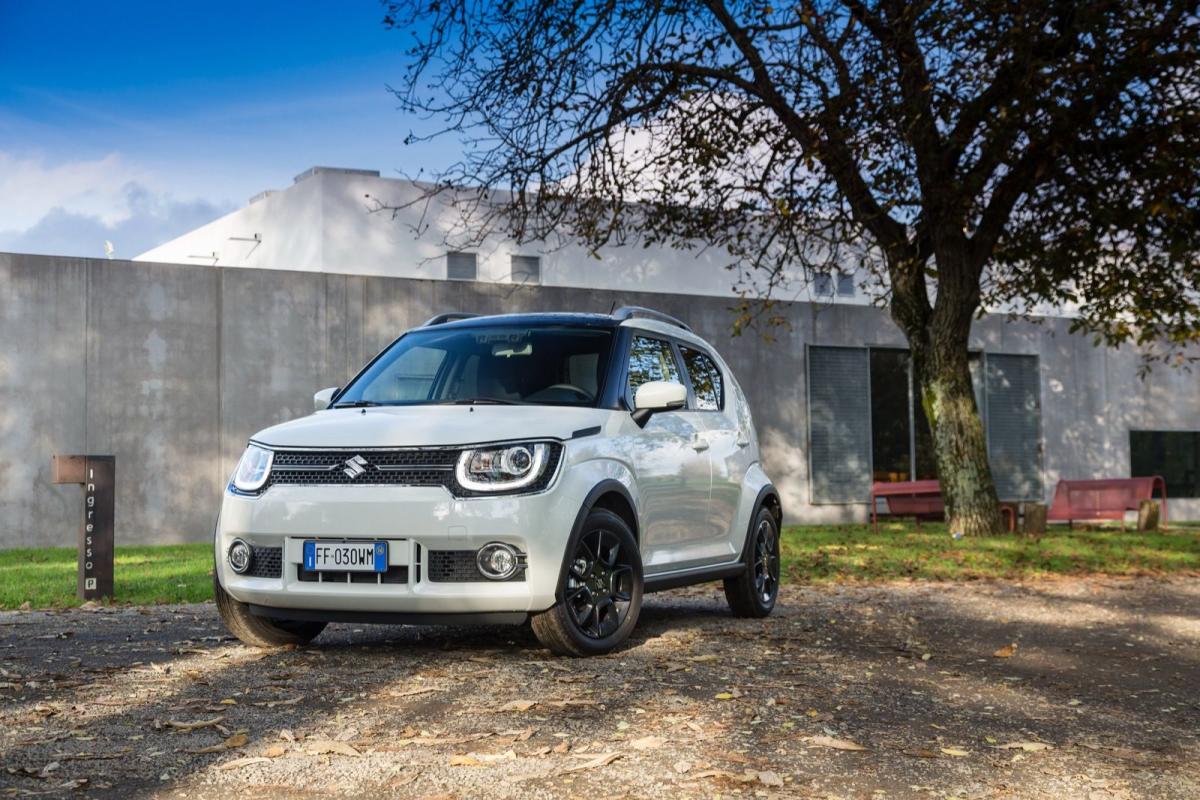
2 577 1198 799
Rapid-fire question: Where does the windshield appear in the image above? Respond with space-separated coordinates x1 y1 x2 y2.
334 325 615 407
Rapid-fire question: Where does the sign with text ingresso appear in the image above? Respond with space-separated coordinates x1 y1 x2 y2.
52 455 115 600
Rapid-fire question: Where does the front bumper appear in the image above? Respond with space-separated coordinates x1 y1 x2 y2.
214 475 587 617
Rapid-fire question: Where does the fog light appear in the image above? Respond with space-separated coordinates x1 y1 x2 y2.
476 542 521 580
228 539 253 574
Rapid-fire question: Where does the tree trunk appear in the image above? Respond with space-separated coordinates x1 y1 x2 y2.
909 317 1006 536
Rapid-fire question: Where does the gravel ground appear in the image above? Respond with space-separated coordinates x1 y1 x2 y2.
2 577 1199 799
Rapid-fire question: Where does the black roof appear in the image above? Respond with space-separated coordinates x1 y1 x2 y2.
428 312 622 330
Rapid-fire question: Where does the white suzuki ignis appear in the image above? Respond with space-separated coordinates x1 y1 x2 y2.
214 307 781 656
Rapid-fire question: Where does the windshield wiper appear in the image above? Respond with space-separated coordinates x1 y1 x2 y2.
332 400 385 408
437 398 521 405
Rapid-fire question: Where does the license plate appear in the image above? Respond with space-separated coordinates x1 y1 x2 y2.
303 541 387 573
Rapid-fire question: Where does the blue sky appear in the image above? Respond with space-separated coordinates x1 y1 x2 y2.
0 1 458 258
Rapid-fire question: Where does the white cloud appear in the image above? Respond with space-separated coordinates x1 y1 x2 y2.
0 152 233 259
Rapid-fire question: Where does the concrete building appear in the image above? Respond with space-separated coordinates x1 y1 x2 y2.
3 245 1199 549
135 166 859 304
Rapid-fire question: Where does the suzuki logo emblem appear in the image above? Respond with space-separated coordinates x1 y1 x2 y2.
342 454 369 478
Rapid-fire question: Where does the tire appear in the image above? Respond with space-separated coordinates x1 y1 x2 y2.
724 507 780 618
531 508 643 656
213 572 327 648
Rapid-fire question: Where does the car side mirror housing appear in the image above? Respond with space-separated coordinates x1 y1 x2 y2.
313 386 338 411
631 380 687 427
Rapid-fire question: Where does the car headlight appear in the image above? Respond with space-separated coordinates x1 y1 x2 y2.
231 444 274 492
455 442 549 492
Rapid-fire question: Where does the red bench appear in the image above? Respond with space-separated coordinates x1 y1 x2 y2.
1047 477 1167 528
871 480 1015 532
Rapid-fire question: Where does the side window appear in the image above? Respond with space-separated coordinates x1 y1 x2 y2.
626 336 681 402
681 347 724 411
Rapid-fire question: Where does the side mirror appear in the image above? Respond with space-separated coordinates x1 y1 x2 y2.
632 380 687 427
313 387 338 411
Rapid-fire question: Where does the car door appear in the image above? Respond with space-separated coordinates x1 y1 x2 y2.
679 344 746 560
623 334 714 573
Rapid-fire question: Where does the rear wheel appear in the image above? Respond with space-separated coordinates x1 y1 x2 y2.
214 572 327 648
724 507 780 618
531 509 642 656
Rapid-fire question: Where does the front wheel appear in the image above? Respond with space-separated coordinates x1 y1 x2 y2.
531 509 643 656
724 507 780 618
214 572 327 648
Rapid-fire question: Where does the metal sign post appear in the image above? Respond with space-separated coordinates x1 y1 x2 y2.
51 455 115 600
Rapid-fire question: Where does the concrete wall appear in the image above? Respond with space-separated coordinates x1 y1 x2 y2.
3 251 1199 547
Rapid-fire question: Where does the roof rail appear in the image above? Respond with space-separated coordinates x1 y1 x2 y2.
612 306 692 332
421 312 479 327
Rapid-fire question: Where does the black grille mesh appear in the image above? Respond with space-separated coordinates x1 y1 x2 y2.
256 443 562 498
427 550 526 582
246 546 282 578
297 565 409 584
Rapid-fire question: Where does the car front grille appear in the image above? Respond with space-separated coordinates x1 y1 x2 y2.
246 546 283 578
296 565 409 584
427 550 526 582
256 444 563 498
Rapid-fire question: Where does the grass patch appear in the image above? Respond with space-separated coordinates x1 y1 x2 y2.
0 544 212 609
781 522 1200 582
2 524 1199 609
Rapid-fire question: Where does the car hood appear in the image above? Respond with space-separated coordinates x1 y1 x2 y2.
250 405 615 449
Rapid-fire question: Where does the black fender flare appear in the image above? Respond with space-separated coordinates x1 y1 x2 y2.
737 484 782 564
549 479 639 606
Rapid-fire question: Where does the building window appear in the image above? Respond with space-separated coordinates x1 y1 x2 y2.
1130 431 1200 498
836 272 855 297
808 347 1041 503
510 254 540 284
812 271 854 298
447 251 477 281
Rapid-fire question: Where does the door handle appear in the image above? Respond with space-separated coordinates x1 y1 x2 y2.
691 434 710 452
736 432 750 448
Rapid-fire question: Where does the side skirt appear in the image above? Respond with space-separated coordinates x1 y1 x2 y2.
248 605 529 627
643 562 745 593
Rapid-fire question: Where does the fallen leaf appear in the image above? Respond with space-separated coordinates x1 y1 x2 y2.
690 654 720 663
165 717 224 732
631 736 665 750
217 756 271 771
278 729 296 742
809 735 867 752
560 752 622 773
757 770 784 787
18 601 31 611
497 727 535 742
306 741 361 757
941 747 971 757
902 748 941 759
553 740 570 754
389 687 442 698
673 760 692 774
992 644 1017 658
714 692 735 700
449 754 480 767
996 741 1053 752
262 745 287 758
499 700 538 712
190 734 250 754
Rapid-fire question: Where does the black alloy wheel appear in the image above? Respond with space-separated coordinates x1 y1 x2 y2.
724 507 780 618
531 508 643 656
564 527 636 639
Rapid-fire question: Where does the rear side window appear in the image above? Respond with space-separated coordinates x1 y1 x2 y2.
626 336 681 401
680 346 724 411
